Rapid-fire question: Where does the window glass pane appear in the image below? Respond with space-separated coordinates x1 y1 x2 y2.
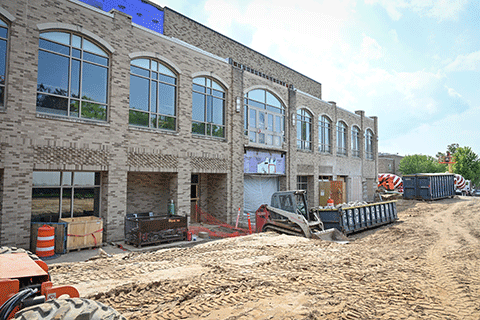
0 87 4 107
266 92 281 108
130 65 149 78
0 39 6 82
212 97 224 125
249 109 256 128
275 116 281 132
212 125 224 138
268 114 273 131
150 114 157 128
248 89 265 102
192 84 205 93
72 48 81 58
131 59 150 69
192 92 205 121
82 63 107 103
193 77 205 86
192 121 205 135
70 100 79 117
206 95 213 123
158 115 175 130
83 38 107 57
129 110 149 127
74 172 95 185
81 101 106 120
212 89 224 98
0 28 6 40
33 171 61 186
248 99 265 109
151 60 158 71
72 35 81 48
62 172 72 185
267 134 273 145
40 32 70 46
150 80 157 113
73 188 95 217
158 74 176 85
84 52 108 66
249 131 256 143
258 133 265 144
158 83 175 115
297 124 302 141
258 112 265 129
36 94 68 115
211 81 223 91
158 63 175 77
37 51 69 96
31 188 60 222
71 59 80 98
39 39 69 55
274 136 281 146
62 188 72 216
266 105 282 113
206 78 211 88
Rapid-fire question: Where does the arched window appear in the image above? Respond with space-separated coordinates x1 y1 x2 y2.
319 115 331 153
129 58 177 130
192 77 225 138
336 121 347 156
0 19 8 108
244 89 284 147
365 129 374 160
351 126 360 158
297 108 312 150
36 31 109 121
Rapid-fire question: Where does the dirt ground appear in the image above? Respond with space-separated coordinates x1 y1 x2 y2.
50 196 480 319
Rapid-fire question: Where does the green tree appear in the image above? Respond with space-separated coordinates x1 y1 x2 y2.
399 154 446 175
452 146 480 185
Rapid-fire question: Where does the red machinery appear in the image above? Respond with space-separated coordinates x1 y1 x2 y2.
0 248 79 319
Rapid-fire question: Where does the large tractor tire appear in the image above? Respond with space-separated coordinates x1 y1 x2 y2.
14 298 126 320
0 246 40 260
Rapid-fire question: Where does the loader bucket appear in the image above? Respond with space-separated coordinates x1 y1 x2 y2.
312 228 349 243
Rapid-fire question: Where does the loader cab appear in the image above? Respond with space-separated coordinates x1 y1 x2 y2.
270 190 308 218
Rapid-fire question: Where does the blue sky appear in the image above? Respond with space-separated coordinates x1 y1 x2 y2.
153 0 480 157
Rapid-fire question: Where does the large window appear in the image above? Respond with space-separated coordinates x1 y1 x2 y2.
244 89 284 147
32 171 100 222
297 176 308 192
319 115 331 153
0 19 8 108
192 77 225 138
352 126 360 158
37 31 109 121
337 121 347 156
366 129 374 160
297 108 312 150
129 58 176 130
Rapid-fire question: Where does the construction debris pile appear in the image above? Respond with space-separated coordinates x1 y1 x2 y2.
48 197 480 320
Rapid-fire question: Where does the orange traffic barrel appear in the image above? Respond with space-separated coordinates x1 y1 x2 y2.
327 198 334 207
36 225 55 257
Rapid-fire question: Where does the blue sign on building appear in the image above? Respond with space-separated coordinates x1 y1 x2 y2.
79 0 164 34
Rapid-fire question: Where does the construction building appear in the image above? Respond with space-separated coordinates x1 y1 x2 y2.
0 0 378 248
378 153 404 176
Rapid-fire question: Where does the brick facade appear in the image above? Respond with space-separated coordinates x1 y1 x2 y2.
0 0 378 248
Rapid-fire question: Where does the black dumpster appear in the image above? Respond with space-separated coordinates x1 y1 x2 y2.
315 201 398 235
125 212 187 247
403 173 455 200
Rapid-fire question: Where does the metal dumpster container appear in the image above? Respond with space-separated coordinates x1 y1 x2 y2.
125 212 187 247
403 173 455 200
316 201 398 235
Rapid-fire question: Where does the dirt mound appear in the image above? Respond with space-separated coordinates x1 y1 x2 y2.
50 197 480 319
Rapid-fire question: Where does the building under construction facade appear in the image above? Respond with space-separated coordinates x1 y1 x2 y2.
0 0 378 248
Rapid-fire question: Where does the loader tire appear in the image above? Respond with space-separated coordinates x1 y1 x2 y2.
0 246 40 261
14 298 126 320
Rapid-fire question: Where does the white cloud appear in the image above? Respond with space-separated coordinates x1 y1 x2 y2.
445 85 462 98
366 0 469 22
444 50 480 72
361 34 384 60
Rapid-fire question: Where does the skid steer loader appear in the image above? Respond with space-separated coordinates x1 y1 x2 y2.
255 190 348 243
